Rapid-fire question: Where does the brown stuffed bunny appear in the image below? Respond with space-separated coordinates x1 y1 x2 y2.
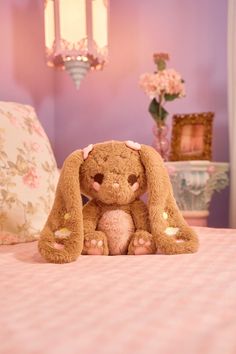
38 141 198 263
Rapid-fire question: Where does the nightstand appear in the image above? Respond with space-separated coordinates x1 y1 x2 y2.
165 161 229 226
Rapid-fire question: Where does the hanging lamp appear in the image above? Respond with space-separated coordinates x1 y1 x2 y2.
44 0 109 88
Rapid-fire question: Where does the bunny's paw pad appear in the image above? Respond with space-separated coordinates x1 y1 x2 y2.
84 238 104 255
133 238 153 255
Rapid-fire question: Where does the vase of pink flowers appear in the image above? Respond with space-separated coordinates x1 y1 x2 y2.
139 53 185 161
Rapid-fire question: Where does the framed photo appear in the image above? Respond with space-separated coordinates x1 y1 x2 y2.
170 112 214 161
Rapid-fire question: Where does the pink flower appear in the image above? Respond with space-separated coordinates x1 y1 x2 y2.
139 69 185 99
207 165 215 174
166 166 176 176
31 122 45 138
139 53 185 123
31 142 41 152
23 167 40 189
153 53 169 63
0 232 19 244
139 73 157 98
23 141 41 152
8 115 18 126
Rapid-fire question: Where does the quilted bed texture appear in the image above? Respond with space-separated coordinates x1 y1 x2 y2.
0 227 236 354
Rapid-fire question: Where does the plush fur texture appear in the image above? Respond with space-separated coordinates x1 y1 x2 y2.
38 141 199 263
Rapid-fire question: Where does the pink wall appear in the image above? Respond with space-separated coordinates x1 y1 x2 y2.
54 0 229 227
0 0 229 227
0 0 55 147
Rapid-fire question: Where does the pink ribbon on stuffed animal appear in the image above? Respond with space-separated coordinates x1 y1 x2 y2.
83 144 94 160
125 140 141 151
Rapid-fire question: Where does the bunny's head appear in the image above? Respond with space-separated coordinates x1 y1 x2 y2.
80 141 147 205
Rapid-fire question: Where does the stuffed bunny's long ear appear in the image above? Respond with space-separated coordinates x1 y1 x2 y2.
139 145 199 254
38 150 84 263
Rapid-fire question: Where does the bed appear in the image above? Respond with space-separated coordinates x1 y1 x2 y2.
0 226 236 354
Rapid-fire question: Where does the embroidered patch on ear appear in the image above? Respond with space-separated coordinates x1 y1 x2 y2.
163 212 168 220
125 140 141 151
54 228 71 239
83 144 94 160
64 213 71 220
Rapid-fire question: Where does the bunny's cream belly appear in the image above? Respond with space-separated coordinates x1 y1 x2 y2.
97 210 135 255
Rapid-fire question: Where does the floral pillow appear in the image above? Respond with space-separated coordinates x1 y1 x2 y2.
0 101 59 244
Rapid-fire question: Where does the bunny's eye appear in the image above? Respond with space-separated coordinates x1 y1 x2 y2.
128 174 138 186
93 173 104 184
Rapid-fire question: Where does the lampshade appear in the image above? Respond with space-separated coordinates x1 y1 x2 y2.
44 0 109 88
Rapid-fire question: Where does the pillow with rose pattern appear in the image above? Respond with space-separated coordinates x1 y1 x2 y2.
0 101 59 244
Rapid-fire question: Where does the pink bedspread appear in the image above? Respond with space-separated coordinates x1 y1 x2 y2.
0 227 236 354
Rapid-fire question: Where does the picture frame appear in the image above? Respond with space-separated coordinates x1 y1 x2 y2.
169 112 214 161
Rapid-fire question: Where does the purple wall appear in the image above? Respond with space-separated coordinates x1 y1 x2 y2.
1 0 229 227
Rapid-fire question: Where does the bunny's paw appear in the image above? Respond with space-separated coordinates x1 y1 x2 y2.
128 231 156 255
82 231 109 255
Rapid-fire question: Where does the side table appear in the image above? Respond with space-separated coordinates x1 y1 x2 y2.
165 161 229 226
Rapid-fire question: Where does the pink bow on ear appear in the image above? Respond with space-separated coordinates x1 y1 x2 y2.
125 140 141 151
83 144 94 160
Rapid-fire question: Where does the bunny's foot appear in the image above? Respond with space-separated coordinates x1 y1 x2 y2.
82 231 109 255
128 231 156 255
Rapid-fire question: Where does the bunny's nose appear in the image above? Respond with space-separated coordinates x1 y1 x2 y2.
112 182 120 189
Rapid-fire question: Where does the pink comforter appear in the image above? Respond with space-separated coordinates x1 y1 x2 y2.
0 227 236 354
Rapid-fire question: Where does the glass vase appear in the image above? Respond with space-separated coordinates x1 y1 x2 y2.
152 121 170 161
